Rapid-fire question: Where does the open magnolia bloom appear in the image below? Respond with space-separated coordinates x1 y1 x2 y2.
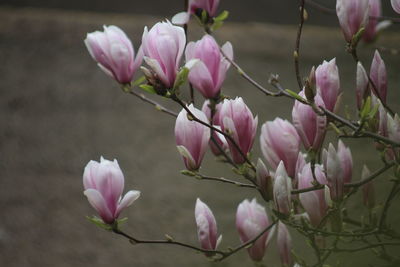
83 157 141 224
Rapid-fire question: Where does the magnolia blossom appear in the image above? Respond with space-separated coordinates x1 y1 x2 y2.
316 58 340 112
356 62 370 110
84 25 143 84
175 105 210 171
273 161 292 215
186 35 233 99
260 118 300 178
370 50 387 104
219 97 258 164
323 143 346 201
336 0 369 42
277 222 293 267
364 0 381 42
337 140 353 185
298 164 328 226
195 198 222 251
387 113 400 144
202 100 228 155
83 157 141 224
172 0 220 25
236 199 270 261
142 21 186 88
392 0 400 14
292 91 327 151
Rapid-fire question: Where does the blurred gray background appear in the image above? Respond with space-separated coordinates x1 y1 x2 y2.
1 1 400 267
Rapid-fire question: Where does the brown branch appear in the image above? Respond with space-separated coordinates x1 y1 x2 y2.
128 90 178 117
294 0 306 90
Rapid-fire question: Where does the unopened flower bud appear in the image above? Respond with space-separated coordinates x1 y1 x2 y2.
274 161 292 215
219 97 258 164
236 198 270 261
84 25 143 84
256 159 273 201
195 198 222 251
172 0 220 25
175 105 210 171
361 165 375 209
356 62 370 110
83 157 141 224
336 0 369 43
316 58 341 112
370 50 388 104
277 222 293 267
323 143 344 201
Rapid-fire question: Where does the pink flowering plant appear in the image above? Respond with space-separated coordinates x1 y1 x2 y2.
82 1 400 266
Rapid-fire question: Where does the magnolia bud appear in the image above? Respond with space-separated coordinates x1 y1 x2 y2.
274 161 292 215
172 0 221 25
142 21 186 89
219 97 258 164
277 222 293 267
323 143 344 202
356 62 370 110
195 198 222 251
260 118 300 178
175 105 210 171
361 165 375 209
83 157 141 224
84 25 143 84
316 58 340 112
370 50 387 104
336 0 369 42
236 198 270 261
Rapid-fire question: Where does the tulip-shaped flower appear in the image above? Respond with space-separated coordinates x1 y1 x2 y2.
274 161 293 215
387 113 400 144
186 35 233 99
292 90 327 151
392 0 400 14
260 118 300 178
202 100 228 156
361 165 376 209
236 198 270 262
298 163 328 226
323 143 345 201
316 58 341 112
364 0 380 42
172 0 220 25
370 50 388 104
277 222 293 267
195 198 222 251
175 105 210 171
219 97 258 164
83 157 141 224
142 21 186 89
337 140 353 185
336 0 369 42
356 62 370 110
84 25 143 84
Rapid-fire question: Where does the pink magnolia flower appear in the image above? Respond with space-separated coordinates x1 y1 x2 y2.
387 113 400 143
336 0 369 42
322 143 345 201
142 21 186 88
356 62 370 110
219 97 258 164
391 0 400 14
195 198 222 251
292 90 327 151
316 58 341 112
83 157 140 224
175 104 210 171
202 100 228 156
274 161 292 215
260 118 300 178
186 35 233 99
84 25 143 84
277 222 293 267
337 140 353 185
370 50 387 104
172 0 220 25
364 0 381 42
236 198 270 261
298 163 328 226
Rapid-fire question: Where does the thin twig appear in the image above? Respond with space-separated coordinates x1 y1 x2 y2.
294 0 305 90
184 172 257 189
128 90 178 117
345 162 395 188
